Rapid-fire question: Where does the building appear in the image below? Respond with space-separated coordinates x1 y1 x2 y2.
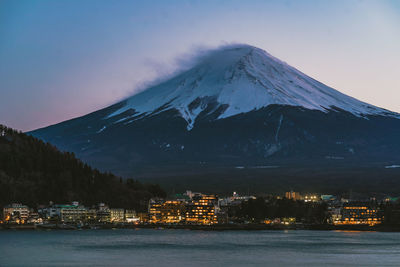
148 199 186 224
336 203 382 226
86 208 97 223
321 195 336 202
97 203 111 223
58 202 88 223
160 200 185 223
37 202 88 223
285 191 302 201
328 207 342 224
149 199 163 223
125 210 139 223
110 208 125 223
148 193 219 225
3 203 30 223
219 192 256 206
38 203 60 220
185 194 218 225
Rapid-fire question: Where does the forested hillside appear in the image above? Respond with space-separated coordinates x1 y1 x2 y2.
0 125 165 210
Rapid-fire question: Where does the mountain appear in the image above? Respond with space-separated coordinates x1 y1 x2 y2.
0 125 165 209
29 45 400 194
104 45 398 128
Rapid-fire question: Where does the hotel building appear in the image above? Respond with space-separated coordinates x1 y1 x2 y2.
149 198 164 223
3 203 30 223
335 203 382 226
185 194 218 225
58 202 88 223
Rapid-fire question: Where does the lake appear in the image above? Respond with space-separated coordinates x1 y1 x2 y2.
1 229 400 266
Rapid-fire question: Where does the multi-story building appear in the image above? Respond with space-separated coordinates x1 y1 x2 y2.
160 200 185 223
86 208 97 223
336 203 382 226
58 203 88 223
38 202 88 223
149 199 163 223
39 205 60 220
185 194 218 225
97 203 111 223
110 208 125 223
3 203 30 223
285 191 302 201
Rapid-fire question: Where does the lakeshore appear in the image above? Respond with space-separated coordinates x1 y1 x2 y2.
3 222 400 232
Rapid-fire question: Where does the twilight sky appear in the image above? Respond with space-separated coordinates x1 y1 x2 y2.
1 0 400 131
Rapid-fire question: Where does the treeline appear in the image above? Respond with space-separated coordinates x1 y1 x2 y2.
235 197 328 224
381 200 400 226
0 125 165 211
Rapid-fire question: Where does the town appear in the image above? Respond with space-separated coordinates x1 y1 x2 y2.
1 190 400 230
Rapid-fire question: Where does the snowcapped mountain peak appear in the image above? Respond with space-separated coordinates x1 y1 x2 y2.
29 45 400 183
106 44 398 130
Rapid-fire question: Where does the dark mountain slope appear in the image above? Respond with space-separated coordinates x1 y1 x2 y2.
0 125 165 209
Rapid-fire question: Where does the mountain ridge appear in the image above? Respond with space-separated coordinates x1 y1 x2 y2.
102 45 398 131
29 44 400 193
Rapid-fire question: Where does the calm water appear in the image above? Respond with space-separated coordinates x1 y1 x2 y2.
1 229 400 266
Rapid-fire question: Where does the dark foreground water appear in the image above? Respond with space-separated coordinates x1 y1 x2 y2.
1 229 400 266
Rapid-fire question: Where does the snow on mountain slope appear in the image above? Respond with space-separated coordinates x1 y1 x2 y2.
106 45 398 130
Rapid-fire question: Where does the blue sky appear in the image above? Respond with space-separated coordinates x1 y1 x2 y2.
1 0 399 131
